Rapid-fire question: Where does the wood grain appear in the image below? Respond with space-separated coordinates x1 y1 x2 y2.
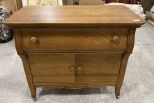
29 54 75 83
127 28 136 53
75 54 122 74
115 53 130 98
4 5 145 27
7 5 145 99
22 28 128 53
20 55 36 98
14 29 36 98
34 82 116 88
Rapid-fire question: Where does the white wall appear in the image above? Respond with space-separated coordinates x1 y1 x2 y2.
22 0 27 7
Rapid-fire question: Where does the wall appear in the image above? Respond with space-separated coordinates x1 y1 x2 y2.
1 0 14 11
80 0 105 5
66 0 105 5
22 0 63 6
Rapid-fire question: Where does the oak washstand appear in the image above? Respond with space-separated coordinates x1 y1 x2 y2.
5 5 145 99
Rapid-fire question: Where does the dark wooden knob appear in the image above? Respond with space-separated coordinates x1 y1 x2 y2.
30 37 38 43
77 66 82 72
69 66 75 71
112 36 119 42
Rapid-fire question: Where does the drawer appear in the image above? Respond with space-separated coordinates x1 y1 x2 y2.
29 54 75 83
22 28 128 53
75 53 122 83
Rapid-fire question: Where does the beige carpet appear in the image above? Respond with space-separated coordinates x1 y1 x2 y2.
0 23 154 103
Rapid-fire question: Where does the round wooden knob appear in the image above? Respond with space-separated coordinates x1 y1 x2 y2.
77 66 82 72
30 37 38 43
69 66 75 71
112 36 119 42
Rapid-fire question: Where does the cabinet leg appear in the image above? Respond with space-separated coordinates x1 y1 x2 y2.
115 86 120 99
31 87 37 101
20 55 37 100
115 53 130 99
31 88 36 98
32 97 37 101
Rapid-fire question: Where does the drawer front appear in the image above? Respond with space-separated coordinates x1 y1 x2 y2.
75 54 122 83
29 54 75 83
22 28 128 52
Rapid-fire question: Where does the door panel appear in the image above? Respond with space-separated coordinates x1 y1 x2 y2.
29 54 75 83
76 54 122 83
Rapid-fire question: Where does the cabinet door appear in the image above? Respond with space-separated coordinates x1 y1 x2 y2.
29 54 75 83
75 54 122 83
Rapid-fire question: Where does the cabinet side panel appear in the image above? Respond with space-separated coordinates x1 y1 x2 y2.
115 27 136 98
14 29 36 98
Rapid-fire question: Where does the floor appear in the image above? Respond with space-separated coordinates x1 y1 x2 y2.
0 23 154 103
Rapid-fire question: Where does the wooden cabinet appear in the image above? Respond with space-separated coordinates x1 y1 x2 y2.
5 5 145 99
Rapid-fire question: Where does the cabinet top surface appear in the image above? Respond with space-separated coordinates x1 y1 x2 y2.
5 5 145 27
